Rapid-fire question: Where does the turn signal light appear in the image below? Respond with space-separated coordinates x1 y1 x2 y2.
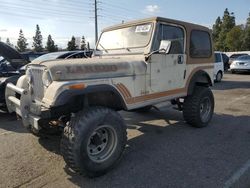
68 83 86 90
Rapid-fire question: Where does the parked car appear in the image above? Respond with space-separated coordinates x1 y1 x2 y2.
214 52 224 82
0 42 29 110
0 42 92 111
31 50 92 64
21 51 47 62
229 53 248 65
230 55 250 73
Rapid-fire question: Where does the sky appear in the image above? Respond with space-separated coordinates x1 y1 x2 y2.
0 0 249 48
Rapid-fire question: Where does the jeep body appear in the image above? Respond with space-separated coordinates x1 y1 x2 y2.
6 17 213 129
5 17 214 176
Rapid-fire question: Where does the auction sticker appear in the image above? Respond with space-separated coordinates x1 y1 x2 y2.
135 24 151 33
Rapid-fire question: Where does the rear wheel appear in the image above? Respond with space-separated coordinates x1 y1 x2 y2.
183 86 214 128
215 71 222 82
61 107 127 177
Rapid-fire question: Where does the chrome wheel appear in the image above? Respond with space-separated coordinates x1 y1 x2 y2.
87 125 117 163
200 97 212 123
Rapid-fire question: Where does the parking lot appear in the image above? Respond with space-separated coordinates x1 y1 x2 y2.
0 72 249 188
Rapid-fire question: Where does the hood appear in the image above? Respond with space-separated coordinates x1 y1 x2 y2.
30 55 147 81
0 42 28 69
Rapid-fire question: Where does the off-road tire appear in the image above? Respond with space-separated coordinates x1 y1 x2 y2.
61 106 127 177
215 71 222 82
183 86 214 128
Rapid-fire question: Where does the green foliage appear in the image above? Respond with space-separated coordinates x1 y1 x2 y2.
6 38 13 47
87 42 90 50
46 35 58 52
80 36 87 50
16 29 28 52
242 13 250 50
212 9 250 51
33 24 43 52
67 36 77 51
214 8 236 51
225 26 244 51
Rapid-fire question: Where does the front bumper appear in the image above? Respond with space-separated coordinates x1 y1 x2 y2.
5 83 41 130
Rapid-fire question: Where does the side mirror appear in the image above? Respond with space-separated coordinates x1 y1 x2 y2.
159 40 171 54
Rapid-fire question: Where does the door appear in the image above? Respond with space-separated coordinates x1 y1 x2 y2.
149 23 186 93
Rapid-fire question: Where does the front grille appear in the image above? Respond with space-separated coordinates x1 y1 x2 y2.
30 67 45 101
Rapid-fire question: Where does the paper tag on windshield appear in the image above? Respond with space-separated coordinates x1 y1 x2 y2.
135 24 151 33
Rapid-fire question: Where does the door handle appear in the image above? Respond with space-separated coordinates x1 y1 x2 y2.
178 55 184 64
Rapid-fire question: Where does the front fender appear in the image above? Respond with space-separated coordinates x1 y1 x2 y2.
43 81 125 108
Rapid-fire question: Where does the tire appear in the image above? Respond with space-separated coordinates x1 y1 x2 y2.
183 86 214 128
61 107 127 177
133 105 152 113
231 70 235 74
215 72 222 82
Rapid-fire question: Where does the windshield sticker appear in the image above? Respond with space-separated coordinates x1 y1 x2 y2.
135 24 151 33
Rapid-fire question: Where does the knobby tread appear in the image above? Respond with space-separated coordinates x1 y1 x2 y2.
60 106 127 177
183 86 214 128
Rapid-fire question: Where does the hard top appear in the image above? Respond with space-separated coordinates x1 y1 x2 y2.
102 17 210 33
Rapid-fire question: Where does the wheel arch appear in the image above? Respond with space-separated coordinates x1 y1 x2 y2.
53 84 127 111
187 70 213 95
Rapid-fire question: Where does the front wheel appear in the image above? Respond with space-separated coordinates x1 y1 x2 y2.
183 86 214 128
61 107 127 177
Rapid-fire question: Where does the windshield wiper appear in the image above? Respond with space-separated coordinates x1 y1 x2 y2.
98 43 109 53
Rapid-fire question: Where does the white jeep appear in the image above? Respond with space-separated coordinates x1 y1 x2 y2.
6 17 214 177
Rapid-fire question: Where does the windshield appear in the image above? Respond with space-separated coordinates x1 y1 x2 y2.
97 23 153 51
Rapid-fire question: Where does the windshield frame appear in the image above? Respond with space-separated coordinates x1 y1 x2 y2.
96 22 155 52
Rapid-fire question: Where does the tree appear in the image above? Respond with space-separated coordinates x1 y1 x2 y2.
6 38 13 47
80 36 87 50
16 29 28 52
33 24 43 52
242 13 250 50
46 35 58 52
87 42 90 50
67 36 77 51
212 17 222 49
226 26 244 51
213 8 236 51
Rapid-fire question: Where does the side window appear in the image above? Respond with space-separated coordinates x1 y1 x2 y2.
190 30 212 58
214 53 222 63
154 24 184 54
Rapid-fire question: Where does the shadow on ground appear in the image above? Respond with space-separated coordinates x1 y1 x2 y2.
212 80 250 90
36 107 250 188
0 110 27 133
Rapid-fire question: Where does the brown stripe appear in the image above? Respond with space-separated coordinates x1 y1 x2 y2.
126 88 186 104
116 84 128 99
116 65 213 105
119 83 132 98
184 65 214 90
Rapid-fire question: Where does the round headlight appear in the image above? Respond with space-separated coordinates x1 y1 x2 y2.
42 70 52 87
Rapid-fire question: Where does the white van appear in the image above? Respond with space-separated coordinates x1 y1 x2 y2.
214 51 224 82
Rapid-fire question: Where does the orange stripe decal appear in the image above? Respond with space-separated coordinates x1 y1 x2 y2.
114 65 213 105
